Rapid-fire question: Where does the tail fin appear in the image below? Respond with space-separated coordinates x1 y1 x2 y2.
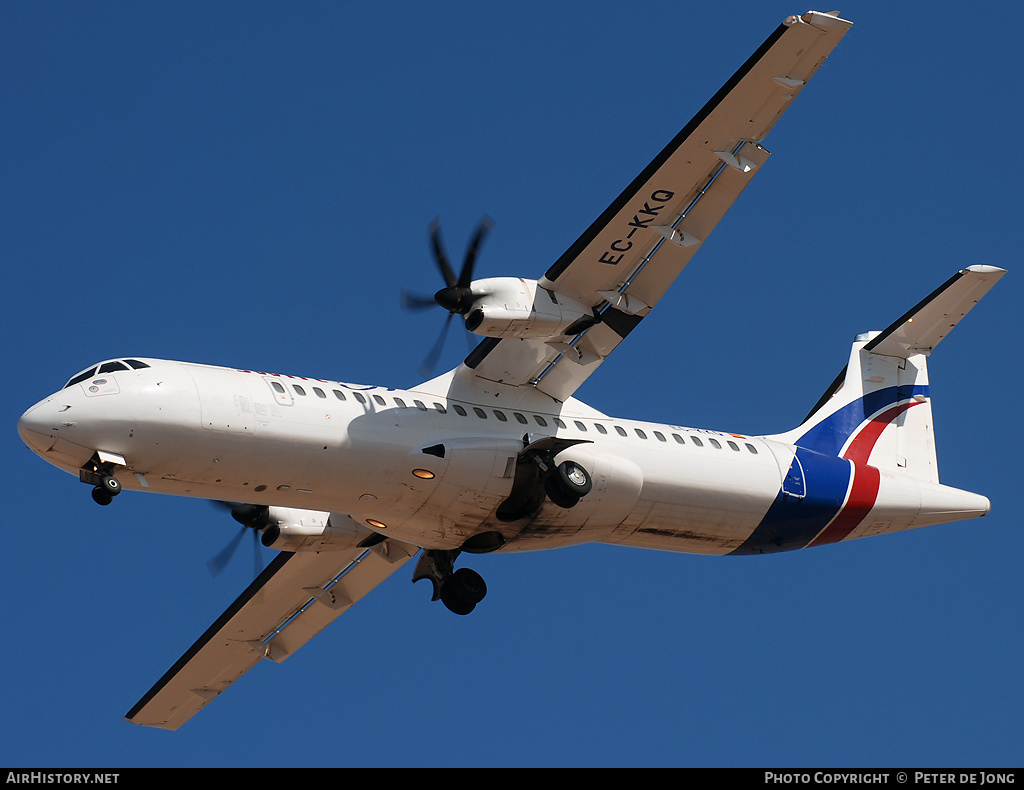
772 266 1005 483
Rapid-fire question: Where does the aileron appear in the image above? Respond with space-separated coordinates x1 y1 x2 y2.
461 11 852 402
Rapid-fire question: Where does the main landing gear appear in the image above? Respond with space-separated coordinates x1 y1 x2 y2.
543 458 592 509
412 549 488 615
497 438 594 521
413 450 595 616
80 454 122 506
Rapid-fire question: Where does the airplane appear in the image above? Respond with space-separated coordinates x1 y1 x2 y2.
16 10 1006 731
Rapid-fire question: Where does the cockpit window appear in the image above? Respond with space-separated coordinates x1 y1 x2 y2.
63 359 150 389
64 367 97 389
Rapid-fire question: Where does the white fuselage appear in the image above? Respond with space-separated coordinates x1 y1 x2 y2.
18 358 988 558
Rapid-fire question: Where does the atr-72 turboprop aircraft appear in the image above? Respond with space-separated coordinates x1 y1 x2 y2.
17 11 1005 730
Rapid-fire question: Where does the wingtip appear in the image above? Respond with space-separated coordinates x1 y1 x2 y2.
788 10 853 28
963 264 1007 276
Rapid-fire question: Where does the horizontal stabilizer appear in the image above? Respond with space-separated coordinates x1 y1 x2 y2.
864 265 1005 359
778 265 1006 486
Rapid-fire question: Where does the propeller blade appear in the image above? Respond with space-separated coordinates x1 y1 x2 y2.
403 217 495 371
252 529 263 578
457 217 493 289
207 526 247 577
209 501 270 578
418 312 455 378
401 289 440 311
429 219 458 288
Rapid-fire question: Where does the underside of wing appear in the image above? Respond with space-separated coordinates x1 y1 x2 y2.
456 11 852 404
126 529 418 730
863 265 1006 359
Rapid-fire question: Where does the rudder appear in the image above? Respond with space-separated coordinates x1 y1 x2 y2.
771 266 1005 484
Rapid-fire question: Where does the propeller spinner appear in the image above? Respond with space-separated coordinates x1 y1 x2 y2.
206 502 278 578
401 217 493 375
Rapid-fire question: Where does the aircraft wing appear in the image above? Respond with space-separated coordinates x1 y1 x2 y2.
126 535 418 730
460 10 852 403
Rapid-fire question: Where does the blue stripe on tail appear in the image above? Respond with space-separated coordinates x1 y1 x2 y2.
729 447 852 555
794 384 929 456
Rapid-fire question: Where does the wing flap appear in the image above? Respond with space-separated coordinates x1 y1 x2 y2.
125 536 418 731
265 539 417 661
460 11 852 402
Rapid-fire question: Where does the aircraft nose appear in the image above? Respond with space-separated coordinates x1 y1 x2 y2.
18 399 57 453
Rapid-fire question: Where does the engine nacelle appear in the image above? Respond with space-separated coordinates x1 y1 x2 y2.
260 508 370 552
464 277 593 339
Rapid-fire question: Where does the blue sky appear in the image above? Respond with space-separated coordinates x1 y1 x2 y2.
3 1 1022 768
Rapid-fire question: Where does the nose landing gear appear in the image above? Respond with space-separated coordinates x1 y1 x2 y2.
90 475 121 506
80 453 124 506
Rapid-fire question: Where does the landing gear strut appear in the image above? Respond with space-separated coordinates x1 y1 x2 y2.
81 455 122 506
498 436 594 517
412 549 488 615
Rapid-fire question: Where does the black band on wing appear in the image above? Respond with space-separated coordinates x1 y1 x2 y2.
543 22 788 284
601 308 644 339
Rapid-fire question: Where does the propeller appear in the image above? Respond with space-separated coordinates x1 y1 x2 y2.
206 502 277 578
401 217 493 375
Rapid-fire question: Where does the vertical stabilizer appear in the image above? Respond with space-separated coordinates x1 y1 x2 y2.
771 266 1005 483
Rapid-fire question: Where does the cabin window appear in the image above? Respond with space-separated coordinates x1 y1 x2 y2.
473 407 487 419
746 443 758 454
534 415 548 426
554 418 566 428
272 382 286 394
595 423 607 434
453 404 467 416
313 387 326 399
373 394 386 406
333 389 346 401
635 429 647 439
654 431 666 442
434 403 446 413
414 400 427 411
728 440 740 451
354 393 366 404
690 436 703 447
709 438 722 449
672 434 684 444
293 385 306 396
394 398 407 408
494 410 508 422
615 426 627 437
514 412 528 425
574 421 587 432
